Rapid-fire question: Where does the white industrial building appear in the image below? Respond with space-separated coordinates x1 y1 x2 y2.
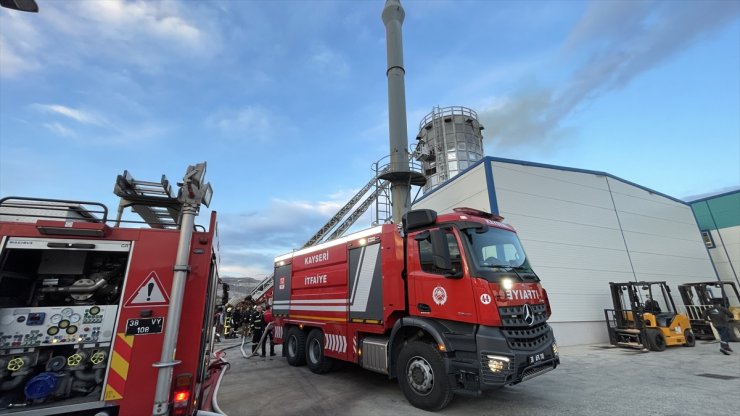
412 156 718 346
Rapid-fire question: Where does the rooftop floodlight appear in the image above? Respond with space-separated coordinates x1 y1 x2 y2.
202 183 213 208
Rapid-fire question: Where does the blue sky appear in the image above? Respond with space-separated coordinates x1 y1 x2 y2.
1 0 738 278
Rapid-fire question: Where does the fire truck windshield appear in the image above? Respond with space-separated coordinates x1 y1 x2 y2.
462 226 538 282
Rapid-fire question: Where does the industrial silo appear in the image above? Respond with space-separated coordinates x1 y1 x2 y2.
413 106 485 193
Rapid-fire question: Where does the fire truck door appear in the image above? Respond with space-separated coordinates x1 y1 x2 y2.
407 228 477 324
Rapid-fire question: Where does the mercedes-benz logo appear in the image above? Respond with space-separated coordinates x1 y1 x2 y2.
523 304 535 326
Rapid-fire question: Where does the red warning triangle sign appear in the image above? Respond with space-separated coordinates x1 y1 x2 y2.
125 271 170 307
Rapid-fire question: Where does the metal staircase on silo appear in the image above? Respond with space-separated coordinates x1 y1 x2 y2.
247 155 421 303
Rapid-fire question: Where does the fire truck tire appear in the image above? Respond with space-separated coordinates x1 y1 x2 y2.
730 322 740 342
646 329 666 351
286 327 307 366
396 341 453 411
683 329 696 347
306 329 334 374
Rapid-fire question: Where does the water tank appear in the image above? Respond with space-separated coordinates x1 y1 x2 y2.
413 106 484 193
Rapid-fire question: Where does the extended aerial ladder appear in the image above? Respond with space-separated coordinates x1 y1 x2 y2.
303 167 390 248
248 154 421 305
248 168 393 305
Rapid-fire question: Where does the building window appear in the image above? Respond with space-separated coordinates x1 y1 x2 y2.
701 230 715 249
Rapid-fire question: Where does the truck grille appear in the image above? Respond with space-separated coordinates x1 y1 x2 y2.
499 304 552 351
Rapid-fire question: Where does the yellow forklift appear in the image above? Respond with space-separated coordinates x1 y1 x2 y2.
678 281 740 341
604 281 695 351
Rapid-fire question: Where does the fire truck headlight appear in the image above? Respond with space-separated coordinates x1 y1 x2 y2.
486 355 510 374
358 238 367 246
552 342 558 357
501 278 513 290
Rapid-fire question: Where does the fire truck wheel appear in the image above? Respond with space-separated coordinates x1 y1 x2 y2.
647 329 666 351
683 329 696 347
286 327 307 366
730 322 740 342
396 341 454 411
306 329 334 374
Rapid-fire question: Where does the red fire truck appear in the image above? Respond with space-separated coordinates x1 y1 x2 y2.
0 163 226 416
272 207 559 410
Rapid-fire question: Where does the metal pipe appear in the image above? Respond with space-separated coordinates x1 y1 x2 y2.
382 0 411 224
152 203 197 415
40 278 107 294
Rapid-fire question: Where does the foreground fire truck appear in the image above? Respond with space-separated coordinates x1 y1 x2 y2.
272 207 559 410
0 163 225 416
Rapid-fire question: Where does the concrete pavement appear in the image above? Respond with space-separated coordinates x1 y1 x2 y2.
216 339 739 416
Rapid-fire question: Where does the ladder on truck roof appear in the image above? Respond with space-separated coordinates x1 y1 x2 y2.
248 275 274 305
113 170 182 229
325 179 389 241
302 166 390 248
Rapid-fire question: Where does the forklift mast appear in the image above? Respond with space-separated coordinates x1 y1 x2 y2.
605 281 695 351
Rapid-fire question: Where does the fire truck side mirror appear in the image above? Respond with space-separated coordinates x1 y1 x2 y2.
429 229 452 272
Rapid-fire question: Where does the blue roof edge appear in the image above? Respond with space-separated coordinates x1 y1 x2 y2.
686 188 740 204
413 156 688 206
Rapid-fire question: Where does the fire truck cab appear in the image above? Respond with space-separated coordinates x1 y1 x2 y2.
273 207 559 411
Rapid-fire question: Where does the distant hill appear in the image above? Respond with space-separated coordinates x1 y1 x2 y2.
221 276 263 285
220 276 268 302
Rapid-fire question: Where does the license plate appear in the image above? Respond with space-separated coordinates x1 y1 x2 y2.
125 317 164 336
528 352 546 364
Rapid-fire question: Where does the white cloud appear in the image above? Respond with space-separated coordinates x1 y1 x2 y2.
30 103 169 146
42 122 75 138
207 105 296 141
33 104 107 126
0 8 44 78
1 0 217 78
78 0 202 47
0 41 40 78
310 48 350 78
217 191 378 276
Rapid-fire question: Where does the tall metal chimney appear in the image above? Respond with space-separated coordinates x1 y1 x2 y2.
381 0 425 224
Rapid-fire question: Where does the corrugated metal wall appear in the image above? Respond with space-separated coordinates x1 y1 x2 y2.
411 162 489 212
414 158 718 345
491 163 632 323
705 226 740 283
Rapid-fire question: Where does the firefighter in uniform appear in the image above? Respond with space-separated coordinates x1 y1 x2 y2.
248 305 266 356
706 299 733 355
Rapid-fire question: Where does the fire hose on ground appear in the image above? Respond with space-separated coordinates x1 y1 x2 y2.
240 322 274 359
197 322 275 416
